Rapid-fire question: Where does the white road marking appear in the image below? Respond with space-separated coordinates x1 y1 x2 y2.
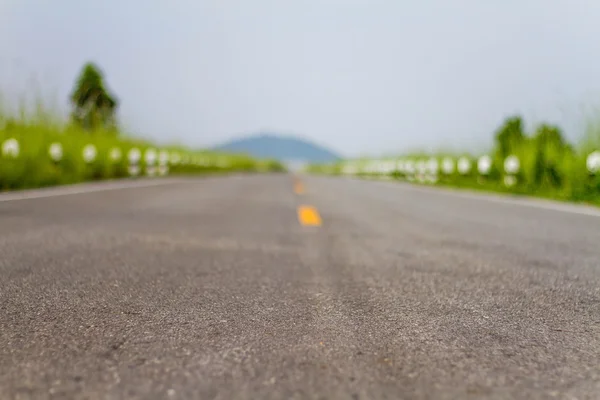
0 179 186 202
349 178 600 218
0 174 248 202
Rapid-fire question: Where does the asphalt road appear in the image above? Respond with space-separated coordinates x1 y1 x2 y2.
1 174 599 400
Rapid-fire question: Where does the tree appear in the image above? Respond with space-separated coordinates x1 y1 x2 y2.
533 123 571 152
531 123 573 188
70 62 118 132
494 115 526 159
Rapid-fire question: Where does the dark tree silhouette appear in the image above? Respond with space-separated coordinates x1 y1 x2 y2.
532 123 573 188
70 62 118 132
494 116 526 159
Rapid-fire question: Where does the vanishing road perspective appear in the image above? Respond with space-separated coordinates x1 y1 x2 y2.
1 174 599 399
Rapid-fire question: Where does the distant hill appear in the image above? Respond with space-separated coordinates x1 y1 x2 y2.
213 133 341 163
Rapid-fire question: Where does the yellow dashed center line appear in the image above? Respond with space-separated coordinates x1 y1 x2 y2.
294 179 321 226
297 205 322 226
294 182 305 194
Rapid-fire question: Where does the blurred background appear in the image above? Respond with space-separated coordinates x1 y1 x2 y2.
1 0 599 201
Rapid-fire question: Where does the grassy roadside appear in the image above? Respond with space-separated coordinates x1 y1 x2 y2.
308 157 600 207
0 106 284 192
307 116 600 207
354 173 600 209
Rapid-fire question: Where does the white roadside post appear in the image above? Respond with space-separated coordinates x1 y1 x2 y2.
144 148 157 176
379 160 388 179
376 160 384 176
457 157 472 176
396 160 405 178
405 160 415 181
48 143 63 163
416 160 427 183
128 148 141 176
441 157 455 176
503 155 520 187
158 150 169 176
426 158 439 183
587 151 600 175
376 160 384 177
477 155 492 184
109 147 122 164
384 160 395 179
82 144 97 164
158 164 168 176
2 138 20 159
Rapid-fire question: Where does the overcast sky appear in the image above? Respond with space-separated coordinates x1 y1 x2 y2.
1 0 600 157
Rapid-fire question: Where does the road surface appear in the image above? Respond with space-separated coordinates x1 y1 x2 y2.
1 175 599 399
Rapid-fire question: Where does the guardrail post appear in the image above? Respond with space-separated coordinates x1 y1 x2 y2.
477 155 492 184
128 148 141 177
503 155 520 187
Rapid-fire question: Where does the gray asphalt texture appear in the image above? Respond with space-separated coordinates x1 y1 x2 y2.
1 175 599 400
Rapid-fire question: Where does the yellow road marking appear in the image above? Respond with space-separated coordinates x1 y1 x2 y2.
297 205 322 226
294 182 305 194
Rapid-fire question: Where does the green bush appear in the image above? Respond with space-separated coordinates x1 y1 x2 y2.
312 115 600 206
0 107 283 191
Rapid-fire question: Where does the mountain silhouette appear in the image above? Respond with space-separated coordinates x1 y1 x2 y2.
214 133 340 163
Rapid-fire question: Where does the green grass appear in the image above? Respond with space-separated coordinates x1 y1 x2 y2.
309 119 600 206
0 98 284 191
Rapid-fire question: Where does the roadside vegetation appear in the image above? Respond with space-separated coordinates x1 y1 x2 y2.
308 115 600 205
0 62 284 191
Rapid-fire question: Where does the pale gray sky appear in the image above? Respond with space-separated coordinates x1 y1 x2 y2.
1 0 600 157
